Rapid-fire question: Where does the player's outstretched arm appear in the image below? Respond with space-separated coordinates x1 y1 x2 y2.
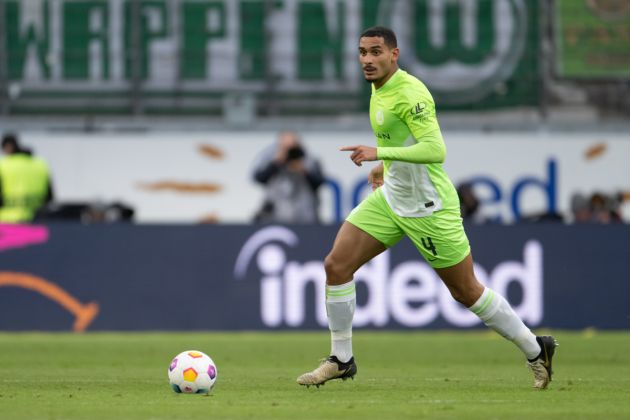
377 130 445 164
340 145 378 167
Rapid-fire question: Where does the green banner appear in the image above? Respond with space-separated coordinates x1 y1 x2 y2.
380 0 539 108
556 0 630 78
1 0 540 114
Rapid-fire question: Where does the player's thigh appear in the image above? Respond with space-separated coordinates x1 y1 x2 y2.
327 189 403 283
402 208 471 269
345 188 405 249
326 221 387 283
433 253 484 306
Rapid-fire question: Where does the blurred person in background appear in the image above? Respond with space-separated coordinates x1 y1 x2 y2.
252 131 325 224
0 133 54 223
297 26 556 390
570 192 622 224
587 192 621 224
456 182 485 224
570 193 592 223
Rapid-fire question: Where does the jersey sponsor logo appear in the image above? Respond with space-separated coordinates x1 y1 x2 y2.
383 0 528 104
375 132 391 140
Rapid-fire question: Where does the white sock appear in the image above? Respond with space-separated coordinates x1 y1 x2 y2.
326 280 355 363
469 287 541 360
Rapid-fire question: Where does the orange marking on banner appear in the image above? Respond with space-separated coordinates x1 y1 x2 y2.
198 144 224 159
198 213 220 224
0 272 99 332
584 143 607 160
137 181 222 194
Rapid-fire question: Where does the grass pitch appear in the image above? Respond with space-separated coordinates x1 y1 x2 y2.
0 331 629 419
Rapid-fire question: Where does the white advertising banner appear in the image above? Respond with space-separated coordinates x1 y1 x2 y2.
22 130 630 224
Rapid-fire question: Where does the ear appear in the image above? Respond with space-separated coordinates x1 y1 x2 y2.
390 47 400 62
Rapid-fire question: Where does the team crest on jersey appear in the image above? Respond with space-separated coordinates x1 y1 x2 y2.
375 110 385 125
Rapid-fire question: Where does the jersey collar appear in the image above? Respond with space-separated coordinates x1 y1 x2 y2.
373 69 403 95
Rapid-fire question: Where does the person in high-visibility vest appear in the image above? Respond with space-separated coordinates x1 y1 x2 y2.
0 134 54 223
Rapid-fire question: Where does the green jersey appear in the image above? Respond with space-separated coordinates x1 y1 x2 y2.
369 69 459 217
0 153 50 223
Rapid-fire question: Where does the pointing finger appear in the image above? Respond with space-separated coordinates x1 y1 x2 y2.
340 145 359 151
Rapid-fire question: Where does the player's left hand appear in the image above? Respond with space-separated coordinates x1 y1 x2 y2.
340 145 378 167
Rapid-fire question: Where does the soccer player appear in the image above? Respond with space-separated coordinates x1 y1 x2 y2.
296 26 557 389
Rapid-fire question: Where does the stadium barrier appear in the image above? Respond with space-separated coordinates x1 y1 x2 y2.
1 223 628 331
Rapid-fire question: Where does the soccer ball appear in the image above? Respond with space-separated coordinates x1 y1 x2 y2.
168 350 218 394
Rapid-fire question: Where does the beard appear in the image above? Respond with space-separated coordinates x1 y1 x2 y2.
363 72 378 83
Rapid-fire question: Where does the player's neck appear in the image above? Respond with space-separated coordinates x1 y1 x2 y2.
373 66 399 90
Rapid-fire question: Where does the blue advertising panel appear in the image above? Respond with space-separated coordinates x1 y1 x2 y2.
0 224 628 331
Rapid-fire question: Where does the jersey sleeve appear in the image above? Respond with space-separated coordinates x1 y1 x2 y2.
377 129 445 163
401 84 440 139
377 86 446 164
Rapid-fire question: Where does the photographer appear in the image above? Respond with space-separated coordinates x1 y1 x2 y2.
252 131 325 224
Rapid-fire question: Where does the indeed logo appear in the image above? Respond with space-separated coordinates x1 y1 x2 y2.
465 159 558 223
234 227 543 328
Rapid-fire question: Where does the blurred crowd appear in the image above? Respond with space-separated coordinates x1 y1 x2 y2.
570 191 625 224
457 182 627 225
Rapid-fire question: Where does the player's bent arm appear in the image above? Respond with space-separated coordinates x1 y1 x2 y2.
376 129 445 164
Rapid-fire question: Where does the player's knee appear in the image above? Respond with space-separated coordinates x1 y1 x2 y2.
324 254 351 285
447 284 478 307
447 286 466 306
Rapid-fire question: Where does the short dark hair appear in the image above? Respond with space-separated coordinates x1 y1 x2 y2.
360 26 397 49
1 133 19 149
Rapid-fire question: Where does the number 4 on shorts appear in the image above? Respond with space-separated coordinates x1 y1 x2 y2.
421 237 438 256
